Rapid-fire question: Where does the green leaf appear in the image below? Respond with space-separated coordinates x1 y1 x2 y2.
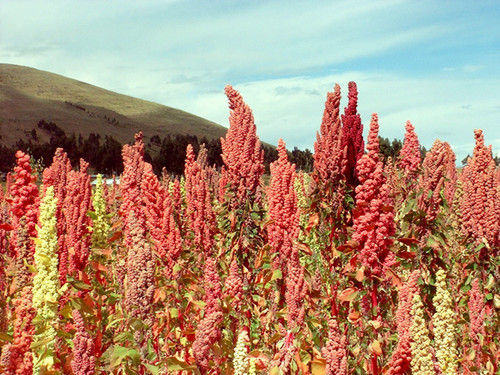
106 317 126 330
110 345 129 368
70 297 94 314
72 279 93 291
37 253 51 267
166 357 196 371
23 259 37 273
0 332 13 343
87 210 98 221
130 318 144 331
127 348 141 366
144 364 160 375
271 269 282 281
169 307 179 318
114 331 134 343
191 300 206 309
31 337 53 350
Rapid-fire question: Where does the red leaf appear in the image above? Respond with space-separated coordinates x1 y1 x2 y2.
153 287 167 303
337 240 358 253
296 242 312 255
349 310 361 323
306 213 320 232
397 237 420 245
107 231 122 243
92 247 113 256
0 223 14 231
397 251 417 259
385 267 402 288
337 287 358 302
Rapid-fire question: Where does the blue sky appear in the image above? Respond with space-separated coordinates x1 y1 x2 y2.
1 0 499 162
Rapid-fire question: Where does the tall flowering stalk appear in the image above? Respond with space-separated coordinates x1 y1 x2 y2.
185 144 216 257
90 174 110 249
398 121 421 179
410 293 434 375
352 113 396 374
467 278 485 371
142 162 182 277
321 318 348 375
340 81 364 188
1 151 40 374
416 140 456 239
460 130 499 253
233 330 250 375
71 310 95 375
65 159 92 276
32 186 60 375
8 151 39 287
387 270 420 375
313 84 344 185
0 286 35 375
219 85 264 209
120 133 146 235
9 151 39 256
417 140 446 224
442 142 457 205
268 139 299 272
42 148 72 285
121 133 155 328
432 269 458 375
285 244 306 332
352 113 396 279
193 257 223 373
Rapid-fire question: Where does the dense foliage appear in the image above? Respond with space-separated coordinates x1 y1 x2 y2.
0 82 498 375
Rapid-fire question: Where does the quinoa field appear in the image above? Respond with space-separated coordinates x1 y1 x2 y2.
0 83 498 374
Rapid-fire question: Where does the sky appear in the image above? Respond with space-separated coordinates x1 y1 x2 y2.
1 0 500 163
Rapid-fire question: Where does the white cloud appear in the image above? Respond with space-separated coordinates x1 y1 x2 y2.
175 72 500 164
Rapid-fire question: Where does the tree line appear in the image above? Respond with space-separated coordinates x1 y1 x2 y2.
0 120 426 175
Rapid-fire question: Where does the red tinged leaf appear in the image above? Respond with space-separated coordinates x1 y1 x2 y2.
296 242 312 255
385 267 402 288
349 310 361 323
369 339 383 356
355 268 365 282
0 223 14 231
90 260 108 272
92 247 113 256
248 350 269 369
107 230 122 243
381 204 394 212
337 287 358 302
306 213 319 232
397 237 420 245
397 250 417 259
295 350 309 373
153 287 167 303
337 240 359 253
311 358 327 375
110 219 122 231
229 211 236 230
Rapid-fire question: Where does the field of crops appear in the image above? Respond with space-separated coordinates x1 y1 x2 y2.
0 83 498 374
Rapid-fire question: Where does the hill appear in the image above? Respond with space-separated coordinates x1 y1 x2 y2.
0 64 228 148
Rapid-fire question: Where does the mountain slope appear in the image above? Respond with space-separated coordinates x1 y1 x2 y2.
0 64 228 147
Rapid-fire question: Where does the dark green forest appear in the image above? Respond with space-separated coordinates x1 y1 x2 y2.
0 120 416 176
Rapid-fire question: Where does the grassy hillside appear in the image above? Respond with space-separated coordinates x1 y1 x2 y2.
0 64 228 148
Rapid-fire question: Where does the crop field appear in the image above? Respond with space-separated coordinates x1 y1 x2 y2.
0 83 498 374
